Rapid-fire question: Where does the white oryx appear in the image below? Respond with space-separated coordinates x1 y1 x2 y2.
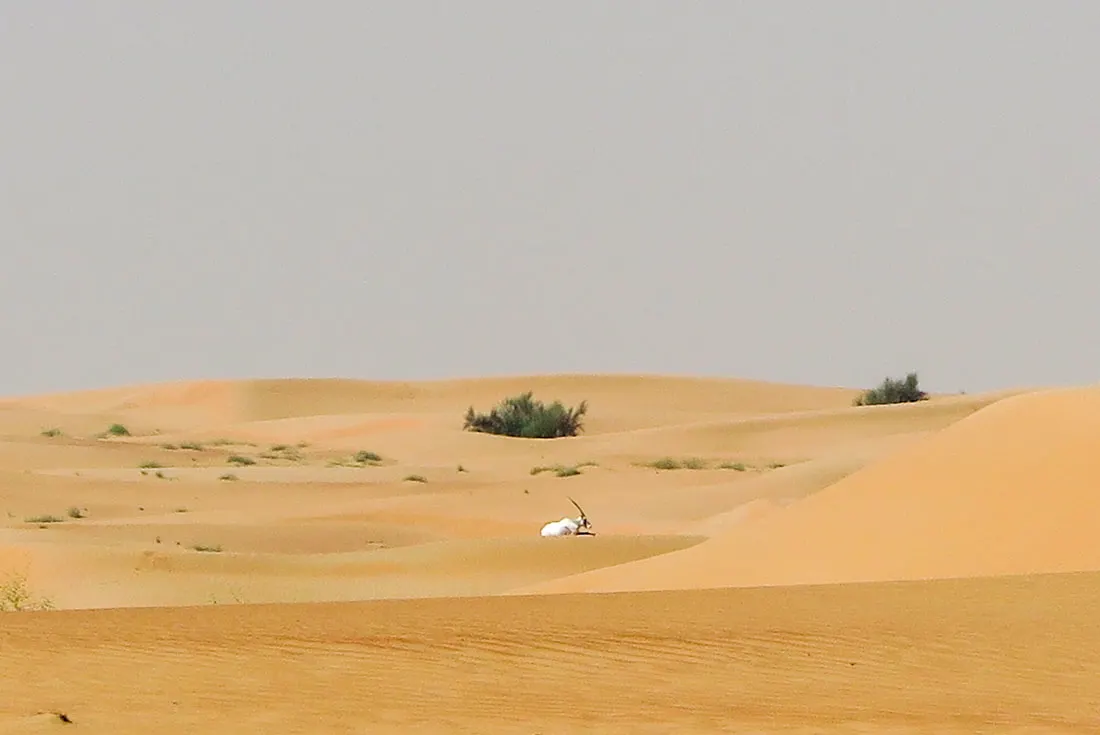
540 497 596 537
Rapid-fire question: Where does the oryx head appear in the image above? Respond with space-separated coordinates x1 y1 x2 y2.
569 496 593 532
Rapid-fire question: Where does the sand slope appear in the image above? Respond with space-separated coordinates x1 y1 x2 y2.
4 571 1100 733
523 385 1100 594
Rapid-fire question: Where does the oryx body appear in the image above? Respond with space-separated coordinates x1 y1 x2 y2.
540 497 595 537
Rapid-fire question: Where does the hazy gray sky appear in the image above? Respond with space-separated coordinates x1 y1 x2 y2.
2 2 1098 397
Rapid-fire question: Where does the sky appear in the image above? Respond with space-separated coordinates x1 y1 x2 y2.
2 2 1099 397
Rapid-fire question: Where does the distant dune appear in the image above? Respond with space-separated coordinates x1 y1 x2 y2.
2 373 1096 732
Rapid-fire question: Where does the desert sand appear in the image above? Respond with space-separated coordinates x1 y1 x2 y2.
2 373 1098 732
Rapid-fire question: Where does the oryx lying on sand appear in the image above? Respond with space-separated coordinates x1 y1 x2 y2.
540 497 596 537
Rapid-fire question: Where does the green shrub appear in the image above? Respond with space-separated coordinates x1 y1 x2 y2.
854 372 929 406
463 392 588 439
106 423 130 436
227 455 255 466
353 450 383 464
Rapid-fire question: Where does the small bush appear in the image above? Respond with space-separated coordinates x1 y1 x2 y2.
138 461 163 469
227 455 255 466
531 463 593 478
106 423 130 437
191 544 223 553
179 442 204 451
353 450 383 464
854 372 929 406
403 474 427 483
646 457 708 471
719 462 748 471
25 515 62 524
0 573 54 612
218 473 239 481
41 428 63 438
463 392 588 439
66 507 86 519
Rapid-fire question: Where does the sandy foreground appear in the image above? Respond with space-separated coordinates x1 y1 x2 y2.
1 374 1098 732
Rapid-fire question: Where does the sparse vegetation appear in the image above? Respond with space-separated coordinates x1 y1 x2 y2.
226 455 256 466
403 474 427 483
179 441 204 451
66 506 86 519
161 443 179 450
718 462 748 471
0 572 54 611
219 473 239 481
40 428 63 438
854 372 929 406
353 450 383 464
531 461 597 478
645 457 709 471
191 544 223 553
105 423 130 437
207 438 256 447
24 515 63 524
138 461 163 469
261 444 303 462
463 392 588 439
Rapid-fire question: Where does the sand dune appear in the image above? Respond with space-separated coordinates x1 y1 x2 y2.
522 385 1100 595
1 372 1092 731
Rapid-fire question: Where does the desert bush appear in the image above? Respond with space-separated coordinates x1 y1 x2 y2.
531 461 596 477
645 457 708 470
463 392 588 439
227 455 255 466
67 506 86 519
854 372 928 406
41 428 63 438
353 450 383 464
106 423 130 437
403 474 427 483
0 572 54 612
